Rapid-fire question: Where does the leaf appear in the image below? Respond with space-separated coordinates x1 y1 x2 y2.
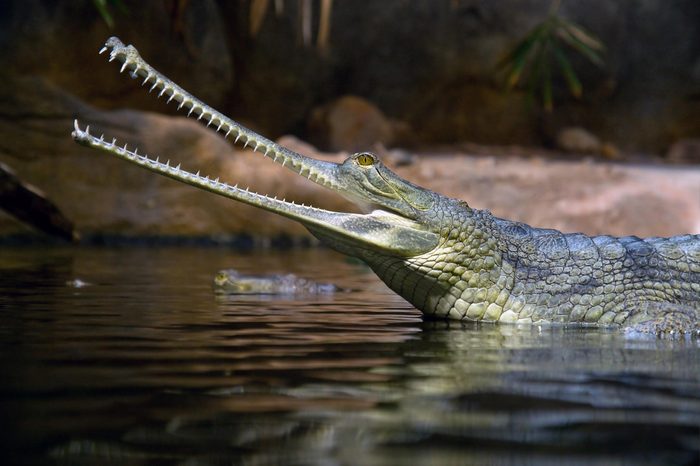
496 23 547 71
556 24 605 67
317 0 332 51
250 0 270 37
562 21 605 51
539 41 554 112
542 63 553 112
92 0 114 28
526 37 550 110
495 6 606 110
552 44 582 98
497 23 550 89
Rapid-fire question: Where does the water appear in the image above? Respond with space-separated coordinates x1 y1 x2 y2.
1 246 699 465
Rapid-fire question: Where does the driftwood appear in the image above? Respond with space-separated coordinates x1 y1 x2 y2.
0 162 76 241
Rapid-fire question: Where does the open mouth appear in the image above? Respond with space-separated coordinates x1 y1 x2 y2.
71 37 439 257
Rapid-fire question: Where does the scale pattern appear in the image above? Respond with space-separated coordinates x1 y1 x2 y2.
366 199 700 333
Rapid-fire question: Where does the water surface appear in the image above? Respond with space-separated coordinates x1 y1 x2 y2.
1 246 699 465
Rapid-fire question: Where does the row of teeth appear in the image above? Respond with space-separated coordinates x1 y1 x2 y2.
99 43 330 185
101 45 256 148
73 120 316 209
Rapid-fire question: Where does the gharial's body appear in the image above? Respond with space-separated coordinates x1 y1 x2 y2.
359 202 699 333
72 37 700 335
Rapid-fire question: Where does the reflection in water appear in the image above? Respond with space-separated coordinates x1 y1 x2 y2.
0 247 699 465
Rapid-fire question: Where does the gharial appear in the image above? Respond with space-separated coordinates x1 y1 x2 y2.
214 269 339 296
72 37 700 335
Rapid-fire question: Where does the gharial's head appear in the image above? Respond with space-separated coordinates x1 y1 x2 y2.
72 37 453 261
334 152 437 220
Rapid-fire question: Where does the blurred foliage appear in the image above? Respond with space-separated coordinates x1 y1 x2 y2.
91 0 333 51
250 0 333 51
497 1 605 111
92 0 128 29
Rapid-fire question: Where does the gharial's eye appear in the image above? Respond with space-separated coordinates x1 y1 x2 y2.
356 153 375 167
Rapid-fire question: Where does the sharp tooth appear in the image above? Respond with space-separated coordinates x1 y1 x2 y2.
234 134 242 144
225 128 232 138
150 82 159 92
158 88 167 98
108 54 116 62
175 164 181 170
85 125 91 135
123 143 128 151
195 171 200 177
214 177 220 183
112 138 117 145
166 160 170 167
217 123 223 131
99 46 108 54
188 108 195 117
99 134 105 142
177 101 185 110
142 75 151 85
167 94 175 103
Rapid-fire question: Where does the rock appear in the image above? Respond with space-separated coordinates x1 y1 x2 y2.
556 128 622 160
666 139 700 163
556 127 602 154
308 96 396 152
599 142 622 160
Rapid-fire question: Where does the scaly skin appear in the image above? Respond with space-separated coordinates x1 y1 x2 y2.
72 37 700 335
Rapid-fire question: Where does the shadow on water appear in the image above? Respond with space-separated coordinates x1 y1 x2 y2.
0 246 699 465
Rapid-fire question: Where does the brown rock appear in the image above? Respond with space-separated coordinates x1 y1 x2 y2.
308 96 395 152
556 127 602 154
667 139 700 164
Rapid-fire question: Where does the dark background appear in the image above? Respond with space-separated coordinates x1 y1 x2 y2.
2 0 699 153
